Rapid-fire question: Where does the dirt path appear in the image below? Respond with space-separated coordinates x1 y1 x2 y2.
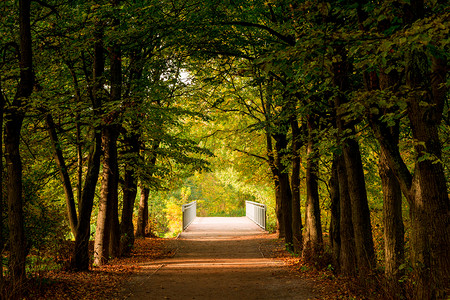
119 217 316 300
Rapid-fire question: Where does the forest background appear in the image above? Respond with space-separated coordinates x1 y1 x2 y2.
0 0 448 299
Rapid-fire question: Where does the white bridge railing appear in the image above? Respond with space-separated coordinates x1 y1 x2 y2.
245 201 266 230
182 201 197 231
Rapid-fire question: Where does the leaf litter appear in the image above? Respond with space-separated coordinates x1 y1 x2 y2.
24 236 379 299
24 238 176 299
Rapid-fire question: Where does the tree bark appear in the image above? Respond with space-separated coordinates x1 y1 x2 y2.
332 45 375 274
94 33 122 263
369 5 449 297
0 81 4 294
303 115 323 260
66 63 85 210
342 137 376 273
94 125 120 265
71 22 104 271
380 144 404 278
135 141 159 237
262 79 284 238
357 0 405 280
406 50 449 299
273 176 283 238
5 0 33 295
329 156 340 269
5 118 27 298
70 131 102 271
107 35 122 259
266 131 284 238
336 154 357 275
109 173 121 259
120 134 139 255
46 114 78 236
377 69 405 281
76 123 83 208
273 132 293 250
135 187 150 238
367 27 448 298
290 117 302 253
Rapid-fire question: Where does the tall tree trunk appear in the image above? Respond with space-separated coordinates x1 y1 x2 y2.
46 114 78 236
262 79 284 238
109 177 121 259
135 187 150 238
358 3 405 280
266 132 284 238
377 69 405 281
5 120 26 298
95 31 122 263
342 137 376 273
94 125 120 265
357 0 404 281
370 36 449 300
70 131 102 270
72 22 105 270
336 154 357 275
76 124 83 208
135 141 159 237
368 4 449 295
329 156 340 269
333 45 375 274
93 152 112 267
0 81 4 295
273 175 283 238
107 36 122 258
303 115 323 260
120 134 139 255
67 63 84 209
274 133 293 250
380 144 404 278
279 171 293 250
290 117 302 253
5 0 33 296
406 50 449 299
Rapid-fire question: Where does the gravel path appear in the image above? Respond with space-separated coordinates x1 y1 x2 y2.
119 217 315 300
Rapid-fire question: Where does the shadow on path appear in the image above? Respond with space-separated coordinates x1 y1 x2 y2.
119 217 315 300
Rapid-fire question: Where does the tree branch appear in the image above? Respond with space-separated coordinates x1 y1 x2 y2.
201 50 254 61
32 0 60 17
218 21 295 46
233 148 269 162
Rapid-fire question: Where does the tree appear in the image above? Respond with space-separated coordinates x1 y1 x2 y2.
354 1 449 295
290 110 303 253
303 113 323 259
135 142 159 238
120 132 140 255
0 74 5 297
4 0 34 296
328 156 341 269
94 0 122 264
331 36 375 278
71 10 105 270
